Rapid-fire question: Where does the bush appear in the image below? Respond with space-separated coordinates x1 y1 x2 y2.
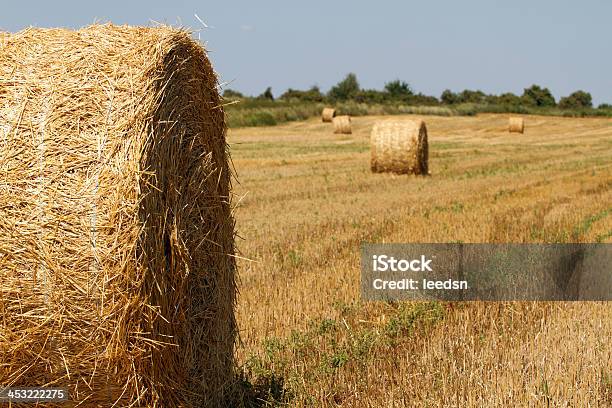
457 89 487 104
384 80 413 100
440 89 458 105
409 93 440 106
558 90 593 109
280 86 325 102
335 101 370 116
257 87 275 101
487 92 522 107
522 85 556 107
328 73 360 101
354 89 387 104
454 103 479 116
223 89 244 99
237 111 277 126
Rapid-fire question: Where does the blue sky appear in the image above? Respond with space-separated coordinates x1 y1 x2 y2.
2 1 611 104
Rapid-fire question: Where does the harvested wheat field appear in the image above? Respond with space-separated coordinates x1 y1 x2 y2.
228 113 611 406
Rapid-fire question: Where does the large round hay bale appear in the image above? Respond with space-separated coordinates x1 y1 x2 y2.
333 115 352 134
321 107 336 122
370 119 429 175
509 117 524 133
0 25 236 407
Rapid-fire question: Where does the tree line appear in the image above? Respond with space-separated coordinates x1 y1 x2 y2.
224 73 609 111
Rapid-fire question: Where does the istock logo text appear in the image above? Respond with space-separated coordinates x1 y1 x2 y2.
372 255 433 272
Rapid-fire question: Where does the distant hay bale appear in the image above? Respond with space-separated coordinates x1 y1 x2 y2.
370 119 429 175
321 107 336 122
0 25 236 407
509 117 525 133
333 115 352 134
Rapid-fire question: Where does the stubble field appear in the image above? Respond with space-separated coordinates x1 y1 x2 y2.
228 113 611 407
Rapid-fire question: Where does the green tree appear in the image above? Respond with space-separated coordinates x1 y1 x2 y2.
354 89 386 104
410 93 440 106
257 87 274 100
521 85 556 107
328 73 360 101
558 90 593 109
440 89 458 105
493 92 522 107
384 79 413 99
222 89 244 99
280 86 324 102
457 89 486 104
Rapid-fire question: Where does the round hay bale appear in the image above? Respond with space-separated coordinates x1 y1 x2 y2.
509 117 524 133
332 115 352 134
0 24 235 407
321 107 336 122
370 119 429 175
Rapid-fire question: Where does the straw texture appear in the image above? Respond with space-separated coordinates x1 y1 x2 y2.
370 119 429 174
332 115 351 134
0 32 8 48
0 24 236 407
509 117 524 133
321 107 336 122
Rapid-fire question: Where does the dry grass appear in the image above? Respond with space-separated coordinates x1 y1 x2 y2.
0 25 235 407
0 32 8 48
228 113 611 406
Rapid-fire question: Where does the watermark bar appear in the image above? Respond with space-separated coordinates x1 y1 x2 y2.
0 387 69 402
361 243 611 301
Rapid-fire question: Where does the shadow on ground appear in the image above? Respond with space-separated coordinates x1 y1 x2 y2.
225 372 289 407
